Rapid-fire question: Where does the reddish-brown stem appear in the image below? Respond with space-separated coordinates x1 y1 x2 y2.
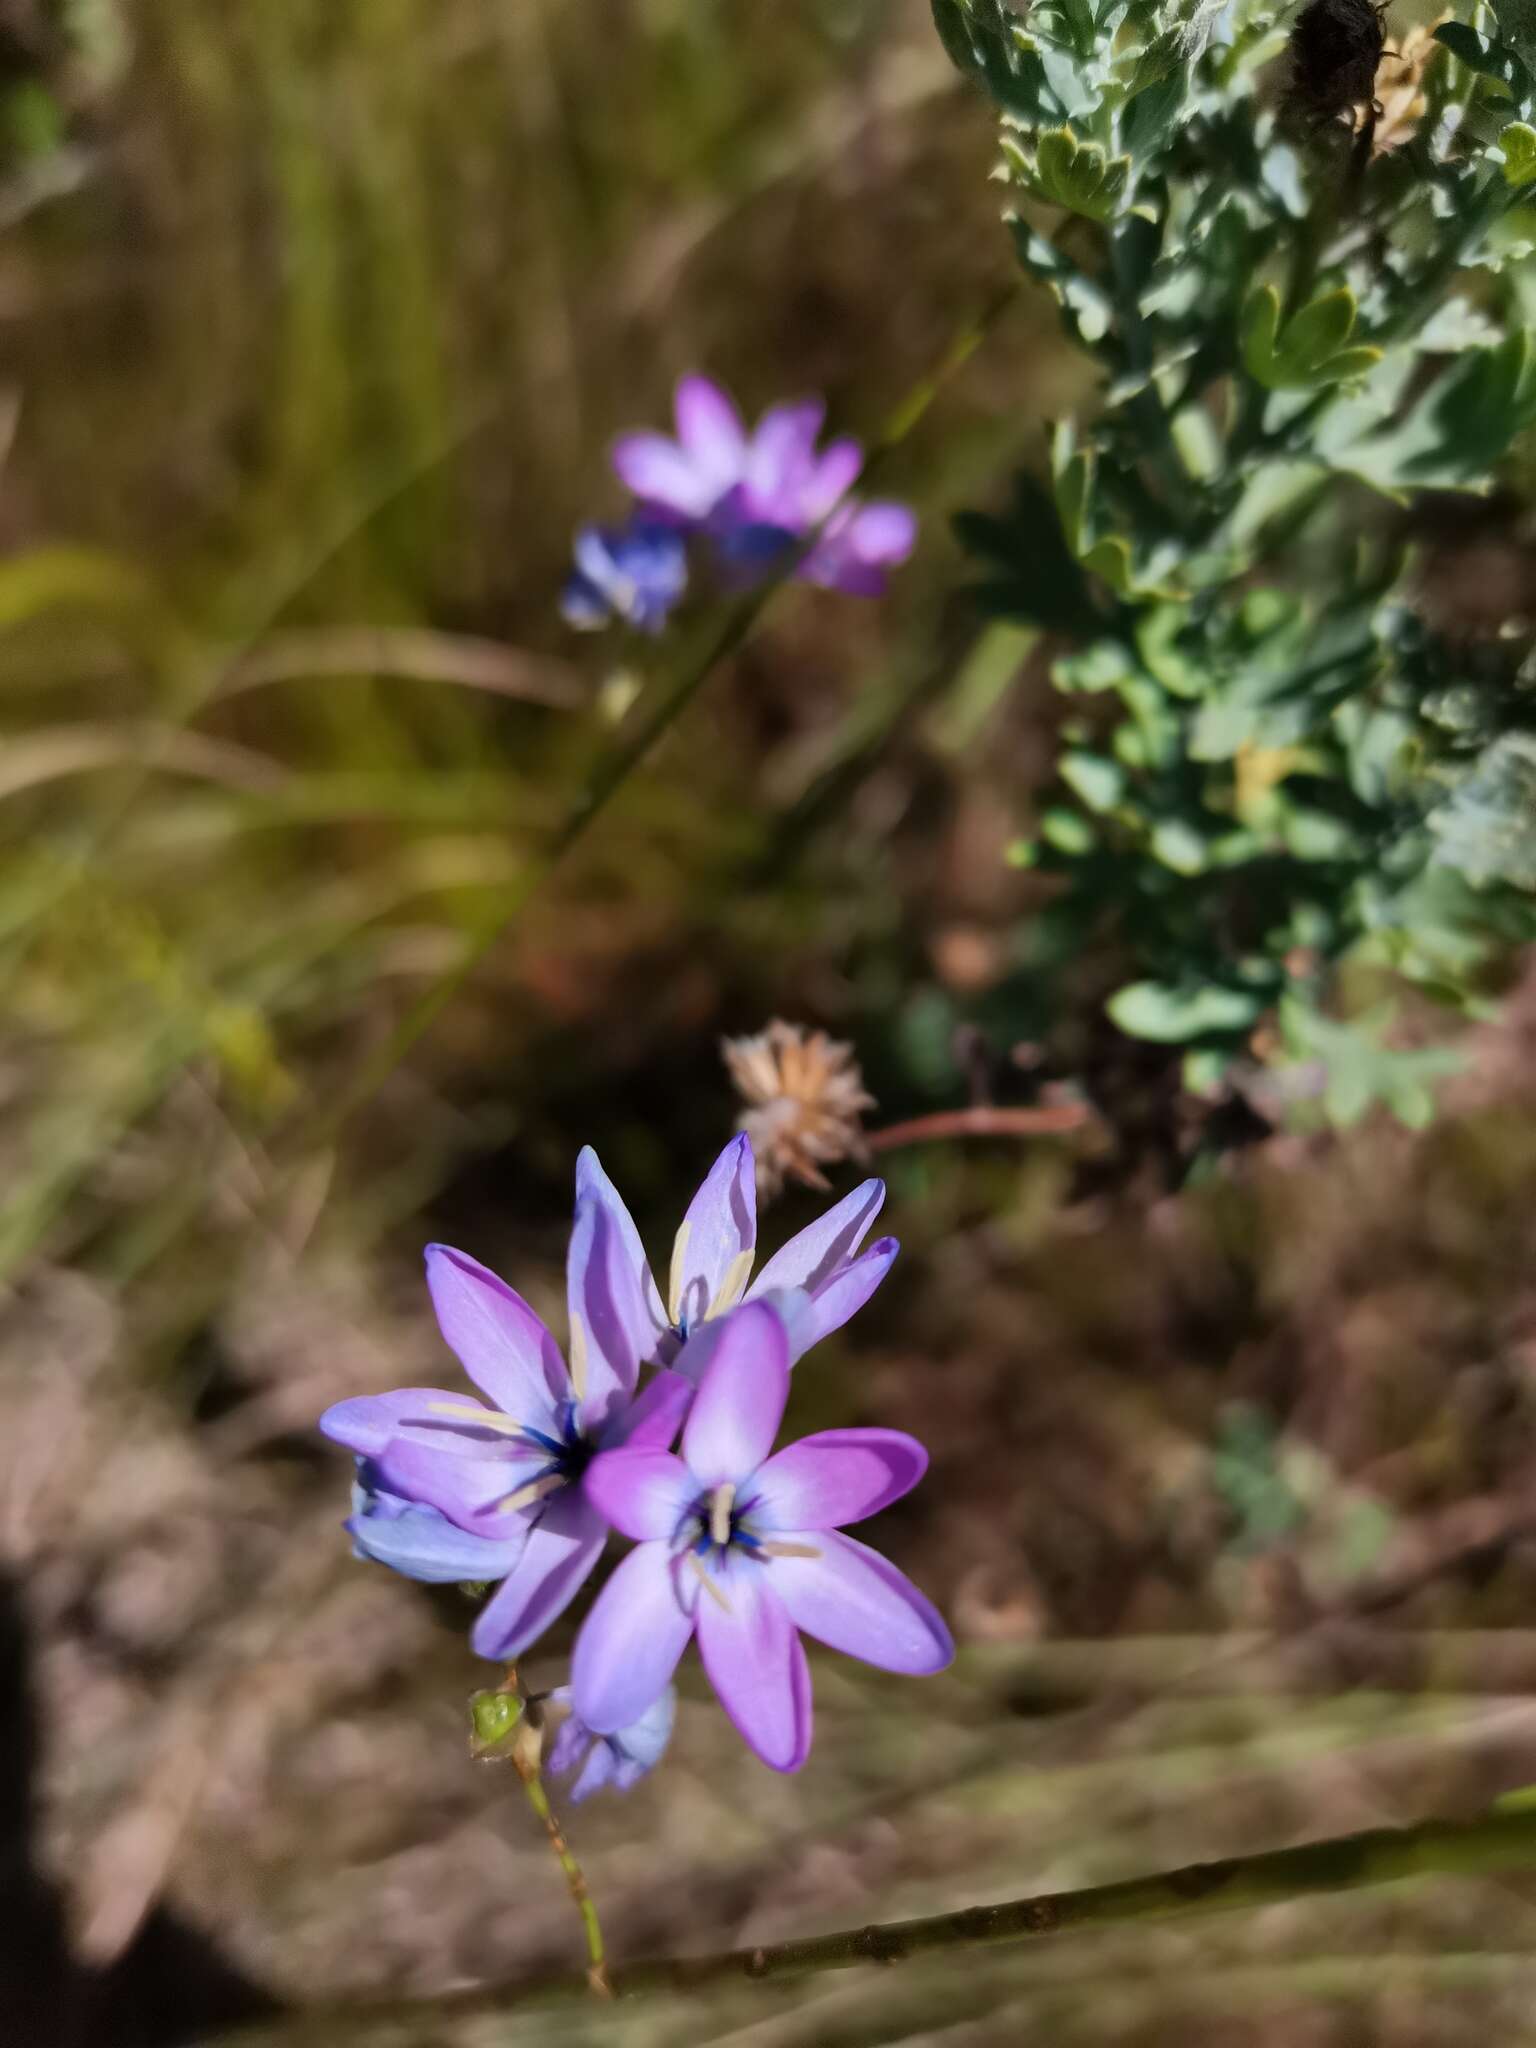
865 1104 1089 1152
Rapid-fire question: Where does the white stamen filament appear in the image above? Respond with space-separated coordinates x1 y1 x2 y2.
427 1403 530 1439
495 1472 567 1515
709 1482 736 1548
760 1540 822 1560
568 1313 589 1402
667 1220 692 1327
706 1248 756 1319
688 1552 732 1612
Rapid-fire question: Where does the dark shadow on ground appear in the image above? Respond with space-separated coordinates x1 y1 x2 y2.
0 1570 280 2048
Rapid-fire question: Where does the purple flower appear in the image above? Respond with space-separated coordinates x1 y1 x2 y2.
573 1301 952 1773
610 375 916 598
561 518 688 634
544 1685 675 1801
320 1204 693 1662
575 1133 899 1374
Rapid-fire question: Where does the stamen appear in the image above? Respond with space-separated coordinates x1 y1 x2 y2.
568 1314 589 1403
709 1482 736 1548
427 1403 531 1438
494 1472 567 1515
667 1220 693 1328
707 1248 756 1319
687 1552 732 1612
760 1540 822 1560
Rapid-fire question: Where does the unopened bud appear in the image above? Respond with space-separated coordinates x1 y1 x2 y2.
469 1688 522 1759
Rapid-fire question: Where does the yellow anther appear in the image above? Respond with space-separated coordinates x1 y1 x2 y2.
426 1403 528 1437
667 1221 692 1327
707 1249 756 1320
495 1473 567 1515
568 1313 589 1402
710 1482 736 1548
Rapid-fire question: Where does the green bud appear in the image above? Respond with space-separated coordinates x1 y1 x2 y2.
469 1688 522 1758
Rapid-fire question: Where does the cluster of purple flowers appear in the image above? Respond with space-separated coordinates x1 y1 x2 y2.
322 1135 951 1792
561 376 918 635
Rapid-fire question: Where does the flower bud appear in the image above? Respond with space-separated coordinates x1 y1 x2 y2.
468 1688 522 1759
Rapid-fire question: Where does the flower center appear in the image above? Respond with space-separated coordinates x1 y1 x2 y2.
671 1481 757 1566
427 1398 590 1515
497 1402 594 1511
673 1484 821 1612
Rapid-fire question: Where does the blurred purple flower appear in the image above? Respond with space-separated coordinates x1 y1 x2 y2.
573 1301 951 1773
610 375 917 598
560 518 688 634
575 1132 899 1372
544 1684 675 1801
320 1207 693 1662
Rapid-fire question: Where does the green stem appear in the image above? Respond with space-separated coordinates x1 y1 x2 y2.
518 1768 608 1995
204 1799 1536 2039
307 578 774 1145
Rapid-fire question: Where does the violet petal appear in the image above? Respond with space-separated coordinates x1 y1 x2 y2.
670 1133 757 1333
768 1529 954 1675
747 1179 886 1298
674 375 748 499
320 1387 483 1459
469 1489 609 1662
844 501 919 565
584 1447 695 1542
600 1368 693 1451
793 1237 899 1358
571 1541 695 1734
802 437 864 521
374 1435 540 1533
347 1490 529 1584
424 1245 566 1427
680 1301 790 1486
748 1428 928 1531
611 432 715 520
566 1194 648 1434
695 1559 812 1772
575 1146 668 1343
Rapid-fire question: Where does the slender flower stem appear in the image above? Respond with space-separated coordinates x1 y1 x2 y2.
515 1766 609 1997
205 1799 1536 2040
309 578 776 1145
865 1103 1090 1151
479 1670 610 1994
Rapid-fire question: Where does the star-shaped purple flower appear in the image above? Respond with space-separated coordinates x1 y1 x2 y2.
611 375 917 599
320 1198 692 1662
573 1301 952 1773
575 1132 898 1376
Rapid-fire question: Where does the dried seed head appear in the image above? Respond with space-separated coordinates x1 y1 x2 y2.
721 1019 875 1199
1287 0 1388 126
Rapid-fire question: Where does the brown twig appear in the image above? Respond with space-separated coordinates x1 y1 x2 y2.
866 1103 1090 1152
203 1800 1536 2041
